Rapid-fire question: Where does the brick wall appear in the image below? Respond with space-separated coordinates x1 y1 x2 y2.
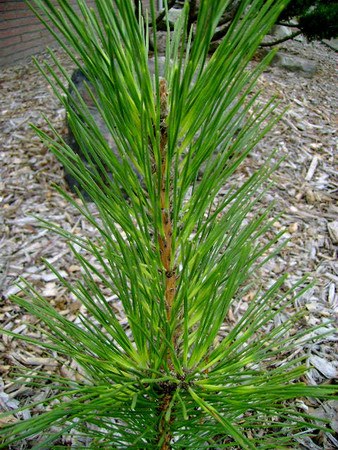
0 0 156 68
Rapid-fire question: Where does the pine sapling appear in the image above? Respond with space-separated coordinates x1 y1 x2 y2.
0 1 336 448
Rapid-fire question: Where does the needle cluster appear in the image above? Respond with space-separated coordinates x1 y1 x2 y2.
0 1 336 448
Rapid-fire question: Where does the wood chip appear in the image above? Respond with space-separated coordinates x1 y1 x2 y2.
309 355 337 379
305 155 319 181
327 220 338 243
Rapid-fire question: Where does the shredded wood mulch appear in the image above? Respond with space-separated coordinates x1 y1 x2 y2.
0 38 337 448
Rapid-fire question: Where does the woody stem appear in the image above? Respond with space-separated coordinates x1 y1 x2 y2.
157 78 175 450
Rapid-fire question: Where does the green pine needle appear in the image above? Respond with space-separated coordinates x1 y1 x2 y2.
1 0 336 448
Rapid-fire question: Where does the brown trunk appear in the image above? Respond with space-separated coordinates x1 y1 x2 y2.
157 78 175 450
188 0 197 32
158 392 173 450
158 78 176 324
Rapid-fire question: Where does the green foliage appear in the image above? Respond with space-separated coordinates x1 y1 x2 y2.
0 0 336 448
160 1 338 47
298 0 338 41
279 0 315 21
279 0 338 41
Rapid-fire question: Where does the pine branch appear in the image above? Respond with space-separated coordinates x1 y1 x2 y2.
276 21 301 28
158 79 176 324
187 0 197 32
157 390 174 449
259 30 302 47
156 75 175 450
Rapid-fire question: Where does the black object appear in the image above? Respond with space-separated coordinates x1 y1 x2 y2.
64 68 144 200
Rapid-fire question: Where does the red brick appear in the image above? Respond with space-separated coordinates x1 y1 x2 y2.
0 39 41 57
39 34 57 46
0 17 37 30
1 47 37 66
21 31 41 42
0 3 27 13
0 0 152 68
0 35 21 48
2 10 35 20
20 22 45 33
0 27 21 38
0 22 44 39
